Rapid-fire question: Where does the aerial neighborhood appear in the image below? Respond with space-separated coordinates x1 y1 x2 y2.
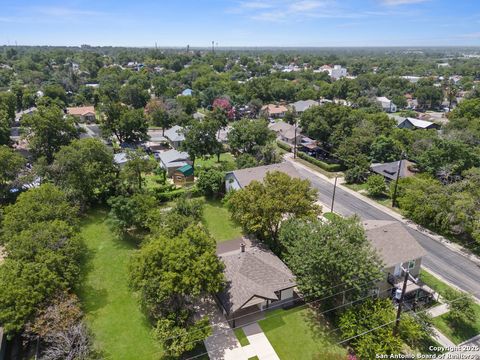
1 12 480 360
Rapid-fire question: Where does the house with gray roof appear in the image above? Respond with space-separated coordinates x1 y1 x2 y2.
370 160 417 182
158 149 191 176
163 125 185 149
268 121 302 145
217 244 296 327
363 220 430 301
291 100 318 114
391 115 441 130
225 162 301 192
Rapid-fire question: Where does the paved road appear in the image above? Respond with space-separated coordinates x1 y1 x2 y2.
294 166 480 298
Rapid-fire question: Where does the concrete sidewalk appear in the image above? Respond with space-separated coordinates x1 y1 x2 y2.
427 303 449 317
241 323 280 360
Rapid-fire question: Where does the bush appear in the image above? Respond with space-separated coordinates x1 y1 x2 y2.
196 168 225 198
366 175 387 197
297 151 344 172
345 165 369 184
276 140 292 152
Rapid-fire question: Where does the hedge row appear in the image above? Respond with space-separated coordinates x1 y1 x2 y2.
276 140 292 152
297 151 344 172
154 186 202 202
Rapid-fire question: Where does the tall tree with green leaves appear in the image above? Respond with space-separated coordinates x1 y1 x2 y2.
100 103 149 144
226 171 320 250
227 118 274 155
48 138 117 208
0 145 26 200
280 216 382 306
22 105 79 163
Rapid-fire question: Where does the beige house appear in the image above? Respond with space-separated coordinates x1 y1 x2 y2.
364 220 430 302
268 121 302 145
67 106 96 122
261 104 288 118
217 244 297 327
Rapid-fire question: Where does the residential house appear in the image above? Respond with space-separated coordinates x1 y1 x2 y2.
376 97 397 113
392 116 441 130
268 121 302 146
163 125 185 149
67 106 96 123
225 162 301 192
370 160 417 182
146 130 169 151
158 149 191 176
363 220 431 302
217 244 297 327
290 99 318 114
315 65 347 80
401 76 422 84
173 164 194 186
261 104 288 118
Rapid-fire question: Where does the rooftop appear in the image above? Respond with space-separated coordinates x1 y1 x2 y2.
363 220 427 268
218 245 296 314
164 125 185 142
67 106 95 116
228 162 301 189
370 160 417 181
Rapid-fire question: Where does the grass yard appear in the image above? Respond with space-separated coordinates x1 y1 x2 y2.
203 199 242 243
258 307 346 360
323 212 341 221
420 269 456 298
234 328 250 346
432 303 480 344
77 209 162 360
196 152 236 171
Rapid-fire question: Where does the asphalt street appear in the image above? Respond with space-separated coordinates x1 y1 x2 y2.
294 166 480 298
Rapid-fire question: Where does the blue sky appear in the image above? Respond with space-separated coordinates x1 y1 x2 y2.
1 0 480 47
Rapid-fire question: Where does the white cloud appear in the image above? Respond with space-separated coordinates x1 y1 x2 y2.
381 0 429 5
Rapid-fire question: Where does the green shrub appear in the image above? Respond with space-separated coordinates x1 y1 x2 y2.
276 140 292 152
297 151 344 172
366 175 387 197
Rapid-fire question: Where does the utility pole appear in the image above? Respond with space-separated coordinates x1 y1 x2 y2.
331 176 338 213
293 120 297 159
391 155 404 208
393 268 414 337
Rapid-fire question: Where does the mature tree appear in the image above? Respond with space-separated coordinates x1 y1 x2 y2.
22 105 79 163
48 138 117 208
119 84 150 109
181 120 221 169
43 84 67 106
415 85 442 110
129 225 223 356
120 148 156 192
370 135 402 163
101 103 149 144
176 95 198 115
0 110 12 145
416 138 480 179
6 220 83 285
366 174 387 197
235 153 258 169
280 217 382 307
0 259 64 334
449 98 480 121
1 183 78 241
196 168 225 198
145 99 173 136
108 192 157 233
227 119 274 155
445 289 477 325
226 171 320 249
339 299 403 359
0 145 26 200
0 91 17 121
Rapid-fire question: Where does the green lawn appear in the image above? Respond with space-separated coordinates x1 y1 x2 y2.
77 209 162 360
432 303 480 345
196 152 236 171
258 307 346 360
203 199 242 243
420 269 456 298
323 212 341 221
234 328 250 346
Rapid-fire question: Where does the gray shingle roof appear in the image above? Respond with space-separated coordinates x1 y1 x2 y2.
370 160 416 181
228 162 301 189
363 220 427 268
158 149 190 168
218 246 296 314
164 125 185 142
291 100 318 113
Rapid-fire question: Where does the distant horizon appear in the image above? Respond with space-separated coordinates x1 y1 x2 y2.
2 0 480 48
